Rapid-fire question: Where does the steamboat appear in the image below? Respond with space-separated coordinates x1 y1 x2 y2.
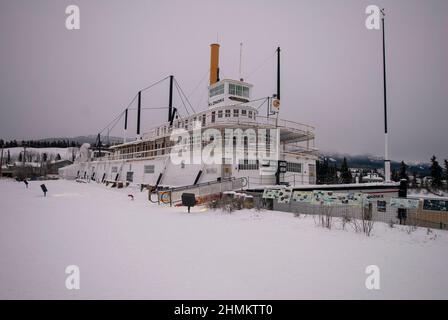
59 43 318 189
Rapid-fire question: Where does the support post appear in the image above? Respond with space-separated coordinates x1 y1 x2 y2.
276 47 281 100
168 75 174 123
124 108 128 143
137 91 142 138
97 133 101 158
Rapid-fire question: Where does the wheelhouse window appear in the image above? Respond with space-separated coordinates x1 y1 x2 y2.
241 109 247 116
218 110 223 118
211 111 216 123
248 111 253 119
229 83 249 98
225 109 231 117
209 83 224 97
233 109 239 117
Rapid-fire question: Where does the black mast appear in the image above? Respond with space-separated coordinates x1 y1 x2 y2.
276 47 281 100
137 91 141 137
97 133 101 158
124 109 128 131
168 75 174 123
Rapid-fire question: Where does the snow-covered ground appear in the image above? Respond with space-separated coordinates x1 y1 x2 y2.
0 179 447 299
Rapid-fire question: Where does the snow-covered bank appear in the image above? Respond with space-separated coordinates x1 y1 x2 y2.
0 179 447 299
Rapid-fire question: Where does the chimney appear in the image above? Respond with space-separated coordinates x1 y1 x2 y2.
209 43 220 85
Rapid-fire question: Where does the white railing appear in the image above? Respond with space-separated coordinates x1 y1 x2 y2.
140 114 314 142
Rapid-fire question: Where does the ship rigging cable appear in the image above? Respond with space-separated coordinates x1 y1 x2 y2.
97 76 171 136
174 78 196 114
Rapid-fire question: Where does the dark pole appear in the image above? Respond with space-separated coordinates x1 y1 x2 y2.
276 47 281 100
382 12 387 136
168 75 174 122
124 109 128 130
97 133 101 157
137 91 141 136
381 9 390 182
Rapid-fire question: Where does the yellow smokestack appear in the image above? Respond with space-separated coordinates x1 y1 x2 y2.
209 43 220 85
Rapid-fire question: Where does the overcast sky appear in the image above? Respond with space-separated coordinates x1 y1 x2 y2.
0 0 447 162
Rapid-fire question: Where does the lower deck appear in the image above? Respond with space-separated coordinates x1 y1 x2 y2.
59 153 317 188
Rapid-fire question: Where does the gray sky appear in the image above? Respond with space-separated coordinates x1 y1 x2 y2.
0 0 447 162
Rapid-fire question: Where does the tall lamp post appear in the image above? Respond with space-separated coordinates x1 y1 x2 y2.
381 9 391 182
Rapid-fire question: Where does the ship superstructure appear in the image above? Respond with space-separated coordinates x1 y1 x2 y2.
60 44 318 188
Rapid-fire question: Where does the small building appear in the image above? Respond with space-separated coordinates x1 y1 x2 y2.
362 173 384 183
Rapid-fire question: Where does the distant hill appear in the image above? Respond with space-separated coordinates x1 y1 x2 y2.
320 152 431 175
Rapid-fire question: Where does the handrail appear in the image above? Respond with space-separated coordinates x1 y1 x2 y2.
138 113 315 142
169 177 245 193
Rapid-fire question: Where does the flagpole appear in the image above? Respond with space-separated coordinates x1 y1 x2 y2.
381 9 391 182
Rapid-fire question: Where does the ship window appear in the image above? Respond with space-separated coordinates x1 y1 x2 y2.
184 119 188 129
218 110 223 118
144 165 155 174
211 111 215 123
287 162 302 173
209 83 224 97
202 114 206 126
225 109 231 117
248 111 253 118
238 159 259 171
233 109 239 117
229 83 249 98
241 109 247 116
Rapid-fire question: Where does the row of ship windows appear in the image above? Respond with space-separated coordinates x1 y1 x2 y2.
111 162 302 174
157 109 256 134
112 165 155 174
239 161 302 172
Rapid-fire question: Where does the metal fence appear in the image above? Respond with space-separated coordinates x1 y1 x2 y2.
263 196 447 230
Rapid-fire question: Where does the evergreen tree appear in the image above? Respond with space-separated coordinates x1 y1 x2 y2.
444 159 448 190
340 157 352 184
399 161 409 181
430 155 443 188
316 158 327 184
391 169 399 182
55 153 61 161
18 152 22 162
410 171 418 189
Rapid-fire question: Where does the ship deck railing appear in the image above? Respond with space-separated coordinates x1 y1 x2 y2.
95 142 318 162
138 115 315 143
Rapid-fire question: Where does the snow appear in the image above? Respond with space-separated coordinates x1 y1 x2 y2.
408 189 448 199
0 178 447 299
